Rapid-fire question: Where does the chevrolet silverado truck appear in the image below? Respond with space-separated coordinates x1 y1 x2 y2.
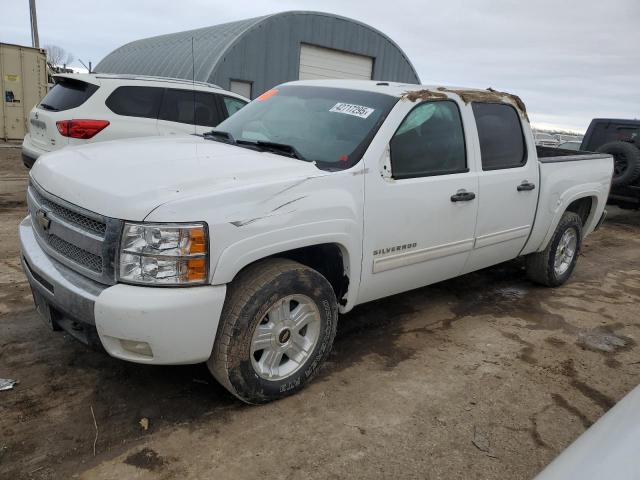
20 80 613 404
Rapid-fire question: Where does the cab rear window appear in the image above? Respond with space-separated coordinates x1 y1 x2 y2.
38 78 99 112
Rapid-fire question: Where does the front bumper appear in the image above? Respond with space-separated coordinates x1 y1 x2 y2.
20 216 106 347
19 216 226 365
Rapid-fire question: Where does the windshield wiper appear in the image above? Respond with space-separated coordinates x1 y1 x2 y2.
236 140 307 161
202 130 236 144
203 133 307 161
38 103 59 111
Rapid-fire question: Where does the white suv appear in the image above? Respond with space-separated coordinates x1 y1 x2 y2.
22 73 248 168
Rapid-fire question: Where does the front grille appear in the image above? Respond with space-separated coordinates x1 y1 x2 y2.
30 187 106 236
27 181 121 285
48 235 103 273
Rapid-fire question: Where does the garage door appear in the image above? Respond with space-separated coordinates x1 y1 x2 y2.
299 44 373 81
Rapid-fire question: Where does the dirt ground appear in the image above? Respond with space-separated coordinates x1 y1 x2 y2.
0 145 638 480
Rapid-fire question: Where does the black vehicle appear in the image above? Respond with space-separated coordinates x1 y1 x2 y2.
581 118 640 208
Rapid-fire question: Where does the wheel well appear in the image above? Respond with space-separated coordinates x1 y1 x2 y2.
269 244 350 306
566 197 593 226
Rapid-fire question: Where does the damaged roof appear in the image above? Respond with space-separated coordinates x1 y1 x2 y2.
291 79 530 121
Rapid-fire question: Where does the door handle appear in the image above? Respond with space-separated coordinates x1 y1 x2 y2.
450 191 476 202
517 181 536 191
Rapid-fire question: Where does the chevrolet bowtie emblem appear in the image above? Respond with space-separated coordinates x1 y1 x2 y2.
35 209 51 231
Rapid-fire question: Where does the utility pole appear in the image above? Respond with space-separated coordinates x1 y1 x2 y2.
29 0 40 48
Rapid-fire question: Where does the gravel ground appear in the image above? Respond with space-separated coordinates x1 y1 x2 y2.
0 145 638 480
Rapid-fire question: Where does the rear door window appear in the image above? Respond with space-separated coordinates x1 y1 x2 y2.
38 78 99 112
472 103 527 170
159 89 224 127
105 86 163 119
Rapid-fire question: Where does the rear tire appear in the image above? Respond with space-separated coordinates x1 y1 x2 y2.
596 141 640 186
208 258 338 404
526 212 582 287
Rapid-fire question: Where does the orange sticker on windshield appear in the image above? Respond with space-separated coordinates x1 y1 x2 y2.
256 88 279 101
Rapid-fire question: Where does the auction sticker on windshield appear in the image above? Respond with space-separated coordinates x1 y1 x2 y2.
330 103 375 119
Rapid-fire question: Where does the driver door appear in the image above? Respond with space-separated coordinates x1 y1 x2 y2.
358 99 480 304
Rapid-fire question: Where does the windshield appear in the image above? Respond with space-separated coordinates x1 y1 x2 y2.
214 85 398 169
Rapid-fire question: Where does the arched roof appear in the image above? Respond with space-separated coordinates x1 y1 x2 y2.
95 11 420 84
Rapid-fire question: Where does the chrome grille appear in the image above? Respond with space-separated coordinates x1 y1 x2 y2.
27 180 122 285
30 187 106 236
49 235 103 273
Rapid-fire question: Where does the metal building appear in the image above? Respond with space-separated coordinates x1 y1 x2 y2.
95 11 420 99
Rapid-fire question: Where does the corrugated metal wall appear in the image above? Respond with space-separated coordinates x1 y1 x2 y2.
96 12 420 99
211 12 420 98
96 17 266 83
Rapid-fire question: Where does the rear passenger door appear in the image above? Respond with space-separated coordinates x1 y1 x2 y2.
462 103 540 273
157 89 225 136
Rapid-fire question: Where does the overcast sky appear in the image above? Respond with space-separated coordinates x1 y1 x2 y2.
3 0 639 132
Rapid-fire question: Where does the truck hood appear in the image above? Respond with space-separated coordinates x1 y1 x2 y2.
30 136 322 220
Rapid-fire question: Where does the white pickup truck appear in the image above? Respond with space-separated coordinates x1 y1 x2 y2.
20 80 612 403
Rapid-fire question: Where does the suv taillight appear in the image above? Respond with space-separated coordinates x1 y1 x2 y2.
56 120 110 139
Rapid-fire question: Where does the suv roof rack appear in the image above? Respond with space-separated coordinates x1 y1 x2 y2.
61 72 223 90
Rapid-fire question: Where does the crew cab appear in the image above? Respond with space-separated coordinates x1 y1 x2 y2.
19 80 613 404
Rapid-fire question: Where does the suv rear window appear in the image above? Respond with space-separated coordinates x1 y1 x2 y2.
583 122 640 151
105 86 163 119
38 78 99 112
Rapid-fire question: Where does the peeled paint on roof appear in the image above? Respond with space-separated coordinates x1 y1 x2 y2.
400 86 530 122
399 89 449 102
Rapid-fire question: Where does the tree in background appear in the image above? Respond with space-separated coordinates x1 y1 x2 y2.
43 44 74 72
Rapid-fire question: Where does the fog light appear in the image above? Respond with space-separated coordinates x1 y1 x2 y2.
120 339 153 358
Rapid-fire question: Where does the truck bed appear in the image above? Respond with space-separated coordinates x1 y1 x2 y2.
521 147 613 256
536 145 606 163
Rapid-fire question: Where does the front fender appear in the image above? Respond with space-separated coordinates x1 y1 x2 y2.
211 219 361 310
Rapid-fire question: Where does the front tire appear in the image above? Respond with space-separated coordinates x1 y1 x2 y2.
526 212 582 287
208 259 338 404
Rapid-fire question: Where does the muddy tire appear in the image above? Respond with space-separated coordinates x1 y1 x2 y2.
596 141 640 186
208 258 338 404
526 212 582 287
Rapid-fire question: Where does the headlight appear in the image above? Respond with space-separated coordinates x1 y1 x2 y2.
118 222 208 285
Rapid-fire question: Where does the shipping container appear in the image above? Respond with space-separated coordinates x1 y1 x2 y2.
1 43 48 140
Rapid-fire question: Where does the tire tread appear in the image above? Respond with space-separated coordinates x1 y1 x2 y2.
526 212 582 287
210 258 334 401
